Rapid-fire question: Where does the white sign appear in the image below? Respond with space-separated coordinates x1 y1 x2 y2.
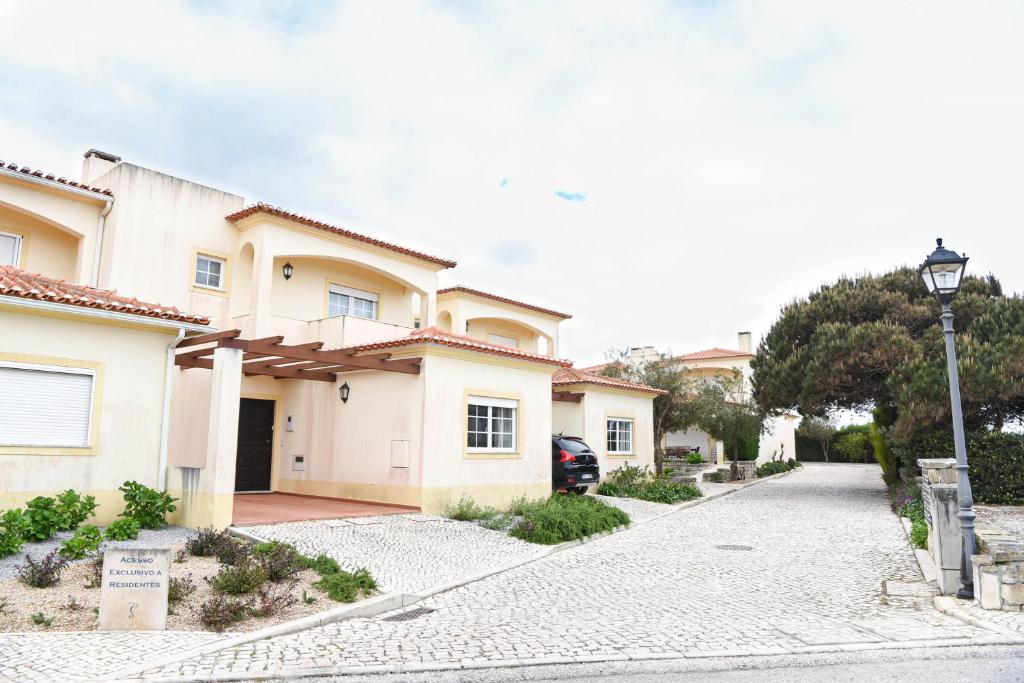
98 547 170 631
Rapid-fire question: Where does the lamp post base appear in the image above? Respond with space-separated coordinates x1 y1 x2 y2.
957 585 975 600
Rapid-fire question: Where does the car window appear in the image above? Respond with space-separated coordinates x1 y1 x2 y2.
555 438 593 454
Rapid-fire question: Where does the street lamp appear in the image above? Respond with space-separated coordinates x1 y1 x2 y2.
918 237 975 600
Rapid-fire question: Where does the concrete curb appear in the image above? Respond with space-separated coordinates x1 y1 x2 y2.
101 591 419 682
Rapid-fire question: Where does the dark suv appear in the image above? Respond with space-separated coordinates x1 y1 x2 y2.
552 435 600 494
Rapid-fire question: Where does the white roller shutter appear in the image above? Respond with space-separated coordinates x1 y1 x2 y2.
0 364 94 447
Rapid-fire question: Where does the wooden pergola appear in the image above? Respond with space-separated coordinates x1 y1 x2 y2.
175 329 421 381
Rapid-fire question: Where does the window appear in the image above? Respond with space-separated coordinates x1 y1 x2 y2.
0 232 21 267
0 363 95 448
194 254 225 290
607 418 633 454
328 284 378 320
487 332 518 348
467 395 517 453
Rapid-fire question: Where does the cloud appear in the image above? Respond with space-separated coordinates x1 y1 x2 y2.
1 1 1022 364
554 191 587 202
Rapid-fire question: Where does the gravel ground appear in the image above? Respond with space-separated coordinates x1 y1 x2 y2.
237 514 545 593
0 525 195 579
591 494 676 522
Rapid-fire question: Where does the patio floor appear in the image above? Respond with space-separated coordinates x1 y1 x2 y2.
232 493 418 526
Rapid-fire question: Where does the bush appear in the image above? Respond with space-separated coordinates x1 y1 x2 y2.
685 452 704 464
254 580 299 617
18 550 69 588
59 525 103 559
509 494 629 545
54 490 98 530
0 509 30 557
84 554 104 588
206 560 267 595
253 541 303 582
196 595 252 631
598 464 704 504
314 568 376 602
910 518 929 549
185 527 233 557
890 429 1024 505
104 517 141 541
119 481 177 529
23 496 63 541
295 553 342 576
215 538 252 567
756 461 792 478
444 495 491 521
168 574 196 604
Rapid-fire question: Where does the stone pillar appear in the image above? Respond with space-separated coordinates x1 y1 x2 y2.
918 458 962 594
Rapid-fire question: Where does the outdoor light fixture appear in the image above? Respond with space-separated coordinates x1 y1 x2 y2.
282 262 294 280
339 382 350 403
919 237 976 600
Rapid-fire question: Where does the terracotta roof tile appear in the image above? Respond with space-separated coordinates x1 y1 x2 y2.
552 366 667 395
0 160 113 197
342 326 571 367
226 203 457 269
0 266 209 325
675 347 752 361
437 286 571 319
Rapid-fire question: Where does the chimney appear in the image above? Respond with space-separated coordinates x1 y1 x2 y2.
738 331 752 354
629 346 661 363
82 149 121 185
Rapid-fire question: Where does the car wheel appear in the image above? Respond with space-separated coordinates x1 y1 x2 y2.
567 486 588 495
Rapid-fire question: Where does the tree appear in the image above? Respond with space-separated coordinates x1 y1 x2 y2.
797 416 837 463
834 430 871 463
751 268 1024 445
693 374 766 479
599 349 702 472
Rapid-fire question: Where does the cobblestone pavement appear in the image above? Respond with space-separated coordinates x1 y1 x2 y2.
140 464 1009 680
977 504 1024 539
591 494 676 522
0 631 226 682
237 513 545 593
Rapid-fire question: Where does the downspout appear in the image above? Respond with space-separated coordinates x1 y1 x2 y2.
91 199 113 287
158 328 186 491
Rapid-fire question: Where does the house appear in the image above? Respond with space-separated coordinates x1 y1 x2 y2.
0 149 662 528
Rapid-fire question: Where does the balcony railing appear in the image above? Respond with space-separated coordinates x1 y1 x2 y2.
231 313 414 349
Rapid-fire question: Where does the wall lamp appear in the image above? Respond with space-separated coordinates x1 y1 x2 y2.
339 382 350 403
282 262 294 280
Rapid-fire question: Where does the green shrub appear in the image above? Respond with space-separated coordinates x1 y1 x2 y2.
196 595 252 631
206 560 267 594
23 496 63 541
756 461 791 478
599 464 704 504
18 550 69 588
54 490 98 530
910 518 929 549
595 482 622 497
104 517 141 541
168 574 196 604
254 580 299 616
253 541 303 582
119 481 177 529
509 494 629 545
685 452 704 464
314 568 376 602
215 538 252 567
30 612 53 628
59 525 103 559
0 509 30 557
786 458 802 469
480 512 514 531
444 495 492 521
185 527 232 557
295 553 341 576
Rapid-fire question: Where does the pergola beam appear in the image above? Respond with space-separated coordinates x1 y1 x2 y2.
552 391 584 403
176 329 241 349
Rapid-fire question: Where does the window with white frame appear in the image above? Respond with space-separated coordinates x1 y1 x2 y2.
466 395 517 453
0 232 21 267
328 284 378 320
0 362 95 448
607 418 633 454
194 254 225 290
486 332 518 348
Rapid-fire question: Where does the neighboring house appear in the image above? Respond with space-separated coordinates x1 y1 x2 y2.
0 150 662 527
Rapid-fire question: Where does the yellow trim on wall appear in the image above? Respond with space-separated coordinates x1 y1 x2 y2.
189 247 233 298
462 388 524 459
0 352 104 456
603 410 637 458
240 392 283 493
321 277 384 320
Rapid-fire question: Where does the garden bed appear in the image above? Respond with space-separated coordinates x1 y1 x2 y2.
445 493 630 545
597 463 704 504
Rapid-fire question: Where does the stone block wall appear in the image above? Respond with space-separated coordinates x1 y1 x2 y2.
973 527 1024 611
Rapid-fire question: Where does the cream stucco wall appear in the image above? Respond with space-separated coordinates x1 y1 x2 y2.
437 292 563 357
552 385 657 482
0 308 175 524
552 400 584 437
0 173 107 283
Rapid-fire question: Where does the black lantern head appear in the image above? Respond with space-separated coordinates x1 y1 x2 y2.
919 238 968 302
282 262 294 280
339 382 350 403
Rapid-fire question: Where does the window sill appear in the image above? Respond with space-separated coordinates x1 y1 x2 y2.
0 445 97 456
607 453 636 458
464 451 522 460
190 283 229 298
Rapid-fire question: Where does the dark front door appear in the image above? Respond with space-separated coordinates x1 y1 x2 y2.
235 398 274 492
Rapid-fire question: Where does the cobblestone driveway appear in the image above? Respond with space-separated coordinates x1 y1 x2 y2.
138 464 1009 680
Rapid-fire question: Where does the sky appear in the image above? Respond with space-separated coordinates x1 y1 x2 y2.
1 0 1022 365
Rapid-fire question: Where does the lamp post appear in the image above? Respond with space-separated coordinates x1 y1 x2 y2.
918 237 975 600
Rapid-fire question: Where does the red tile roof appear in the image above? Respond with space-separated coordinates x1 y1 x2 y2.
437 286 571 319
342 326 571 367
0 160 113 197
226 203 457 269
675 347 752 361
552 366 667 395
0 266 210 325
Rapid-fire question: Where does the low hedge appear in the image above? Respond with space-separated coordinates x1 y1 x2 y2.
510 495 629 545
890 429 1024 505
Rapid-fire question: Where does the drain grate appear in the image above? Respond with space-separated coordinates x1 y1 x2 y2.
382 606 435 622
716 544 753 551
